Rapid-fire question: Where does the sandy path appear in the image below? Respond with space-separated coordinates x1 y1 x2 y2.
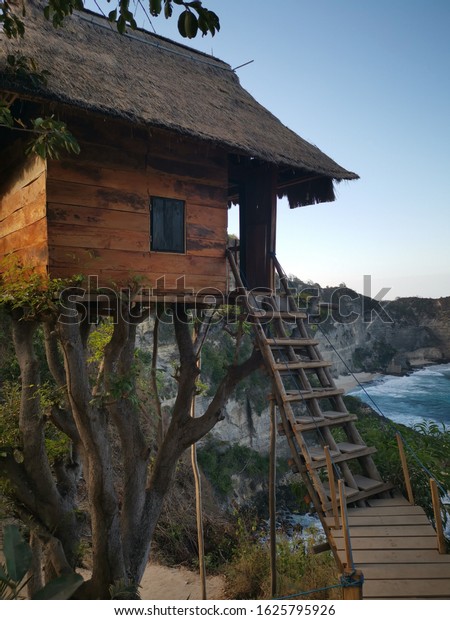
139 564 226 600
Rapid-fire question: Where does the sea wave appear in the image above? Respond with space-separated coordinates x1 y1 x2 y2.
348 363 450 429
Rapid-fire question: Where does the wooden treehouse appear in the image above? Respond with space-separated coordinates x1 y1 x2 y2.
1 4 449 599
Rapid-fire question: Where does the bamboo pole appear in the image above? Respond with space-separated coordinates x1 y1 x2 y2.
430 478 447 554
191 326 207 600
269 398 277 598
190 401 207 599
396 432 414 504
324 446 340 529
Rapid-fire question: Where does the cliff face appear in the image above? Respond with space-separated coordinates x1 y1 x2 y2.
309 290 450 376
135 291 450 459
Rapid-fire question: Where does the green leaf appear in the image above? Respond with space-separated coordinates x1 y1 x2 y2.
32 572 84 600
108 9 117 21
177 10 187 37
164 0 172 19
117 15 126 34
150 0 162 17
184 11 198 38
3 525 32 583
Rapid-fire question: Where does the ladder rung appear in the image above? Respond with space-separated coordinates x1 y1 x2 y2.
293 414 358 432
323 481 360 500
308 446 340 461
249 311 307 320
336 442 367 453
265 338 319 347
274 360 332 371
322 410 349 419
322 482 395 512
353 474 385 492
309 446 377 470
283 387 344 402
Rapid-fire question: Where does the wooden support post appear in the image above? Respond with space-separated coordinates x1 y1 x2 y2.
338 479 353 571
341 570 363 600
396 432 414 504
269 398 277 598
430 478 447 554
324 446 340 529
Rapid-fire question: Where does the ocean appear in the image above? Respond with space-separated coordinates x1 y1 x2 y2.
348 363 450 429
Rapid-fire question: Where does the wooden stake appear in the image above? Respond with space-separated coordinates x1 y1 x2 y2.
269 398 277 598
338 479 353 571
430 478 447 554
341 569 363 600
324 446 340 529
191 326 207 600
396 432 414 504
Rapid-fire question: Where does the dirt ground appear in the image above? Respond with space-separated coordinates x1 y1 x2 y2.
139 563 226 600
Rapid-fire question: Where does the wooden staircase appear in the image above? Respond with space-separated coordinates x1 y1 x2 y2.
226 248 450 599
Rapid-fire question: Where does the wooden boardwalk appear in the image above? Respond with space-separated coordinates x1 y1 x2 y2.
327 496 450 599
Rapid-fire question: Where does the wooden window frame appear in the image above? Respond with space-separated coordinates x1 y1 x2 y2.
150 196 186 254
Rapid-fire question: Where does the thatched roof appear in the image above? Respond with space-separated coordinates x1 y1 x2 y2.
0 2 358 206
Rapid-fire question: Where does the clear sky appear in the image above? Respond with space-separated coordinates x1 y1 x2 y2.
86 1 450 299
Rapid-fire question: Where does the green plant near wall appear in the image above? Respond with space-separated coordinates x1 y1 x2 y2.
0 525 83 600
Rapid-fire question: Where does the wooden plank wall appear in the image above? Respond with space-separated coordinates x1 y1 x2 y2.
0 145 48 271
46 115 229 293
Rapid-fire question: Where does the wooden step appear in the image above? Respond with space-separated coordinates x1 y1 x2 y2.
249 311 307 320
323 481 360 500
322 410 350 420
309 446 377 470
366 497 410 507
326 514 431 528
347 505 425 517
336 442 367 453
273 360 332 371
348 514 431 527
283 387 344 402
363 578 450 599
265 338 319 348
353 474 385 492
308 446 340 461
293 414 357 432
323 482 395 512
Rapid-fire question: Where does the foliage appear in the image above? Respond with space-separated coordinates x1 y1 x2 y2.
0 255 82 318
345 395 450 533
0 1 219 159
25 116 81 160
87 319 114 363
198 440 272 498
152 459 236 570
225 515 340 600
201 323 268 414
351 338 397 372
0 525 83 599
1 0 219 40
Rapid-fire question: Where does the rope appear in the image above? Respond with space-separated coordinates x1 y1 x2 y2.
273 573 364 600
315 313 449 497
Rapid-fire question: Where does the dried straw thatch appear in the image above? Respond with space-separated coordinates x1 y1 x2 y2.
0 2 358 206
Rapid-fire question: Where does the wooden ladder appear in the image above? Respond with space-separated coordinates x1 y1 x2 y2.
228 249 450 599
226 249 393 534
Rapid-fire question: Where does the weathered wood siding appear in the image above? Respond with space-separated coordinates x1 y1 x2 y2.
0 146 48 271
46 117 228 293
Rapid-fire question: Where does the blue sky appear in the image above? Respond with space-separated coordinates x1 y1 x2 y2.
86 1 450 299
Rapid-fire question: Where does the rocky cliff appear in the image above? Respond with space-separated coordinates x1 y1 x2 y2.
136 290 450 458
309 287 450 376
